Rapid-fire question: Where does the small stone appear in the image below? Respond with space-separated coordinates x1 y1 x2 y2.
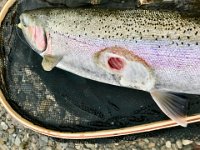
182 140 193 146
161 145 167 150
0 145 8 150
56 143 62 150
31 143 38 150
0 138 4 145
144 139 150 143
138 140 145 147
8 128 15 134
44 146 52 150
1 122 8 130
148 142 156 148
75 145 81 149
182 145 193 150
166 141 172 148
60 143 69 149
41 136 48 143
195 141 200 145
176 140 182 149
85 143 94 149
172 144 178 150
15 136 21 146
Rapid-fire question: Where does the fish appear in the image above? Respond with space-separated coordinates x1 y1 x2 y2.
18 8 200 127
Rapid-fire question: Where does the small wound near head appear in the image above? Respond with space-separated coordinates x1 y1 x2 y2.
108 57 124 70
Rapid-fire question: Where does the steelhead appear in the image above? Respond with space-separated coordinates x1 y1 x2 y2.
18 8 200 127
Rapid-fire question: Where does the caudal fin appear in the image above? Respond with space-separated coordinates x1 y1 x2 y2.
150 90 188 127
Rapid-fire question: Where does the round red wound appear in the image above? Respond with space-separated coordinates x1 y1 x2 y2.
108 57 124 70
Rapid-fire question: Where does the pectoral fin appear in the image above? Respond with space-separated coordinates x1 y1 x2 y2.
150 90 188 127
42 55 63 71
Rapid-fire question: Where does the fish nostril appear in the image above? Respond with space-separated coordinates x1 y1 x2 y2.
20 17 27 27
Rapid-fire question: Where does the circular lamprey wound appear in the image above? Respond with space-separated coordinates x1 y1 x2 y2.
108 57 124 70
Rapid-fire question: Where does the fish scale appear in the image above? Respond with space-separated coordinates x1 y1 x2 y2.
18 8 200 127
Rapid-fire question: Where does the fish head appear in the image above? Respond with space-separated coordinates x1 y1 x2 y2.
18 12 48 53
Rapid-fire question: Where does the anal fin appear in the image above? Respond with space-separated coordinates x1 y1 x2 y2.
150 90 188 127
42 55 63 71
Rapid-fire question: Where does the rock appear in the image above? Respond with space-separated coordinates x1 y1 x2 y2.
75 145 81 149
195 141 200 145
0 144 8 150
8 128 15 134
15 136 21 146
161 145 167 150
31 143 38 150
166 141 172 148
182 145 193 150
60 143 69 149
1 122 8 130
12 134 16 138
148 142 156 148
40 136 48 143
182 140 193 146
43 146 52 150
85 143 95 149
172 144 178 150
83 148 91 150
144 139 149 143
138 140 145 147
94 144 98 148
56 143 62 150
176 140 183 149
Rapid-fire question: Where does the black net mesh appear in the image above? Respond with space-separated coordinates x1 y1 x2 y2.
1 0 200 140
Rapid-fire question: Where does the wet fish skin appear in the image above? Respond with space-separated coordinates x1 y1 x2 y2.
18 8 200 127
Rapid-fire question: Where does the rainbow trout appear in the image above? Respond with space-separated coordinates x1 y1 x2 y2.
18 8 200 127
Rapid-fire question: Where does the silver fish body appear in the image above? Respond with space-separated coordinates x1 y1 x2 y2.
18 8 200 127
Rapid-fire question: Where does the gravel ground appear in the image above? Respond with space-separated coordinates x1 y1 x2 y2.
1 0 200 149
0 101 200 150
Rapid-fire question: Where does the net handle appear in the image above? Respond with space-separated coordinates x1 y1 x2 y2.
1 0 200 139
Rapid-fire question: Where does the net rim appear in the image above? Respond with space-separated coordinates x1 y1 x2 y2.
0 0 200 139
